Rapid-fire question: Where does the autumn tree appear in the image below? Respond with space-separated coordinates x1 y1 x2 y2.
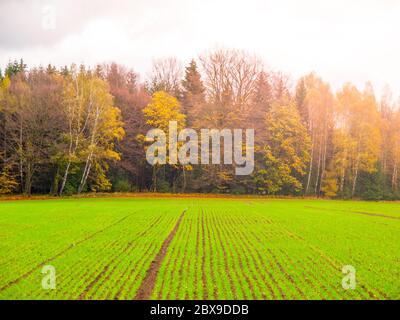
5 59 27 78
196 49 262 191
326 83 381 198
2 68 64 195
59 66 124 195
296 73 334 196
77 78 124 193
250 71 273 140
295 78 308 123
147 58 183 98
270 71 291 101
387 109 400 193
143 91 186 191
181 59 205 127
105 63 150 191
0 75 18 193
199 48 261 128
0 48 398 199
256 101 311 194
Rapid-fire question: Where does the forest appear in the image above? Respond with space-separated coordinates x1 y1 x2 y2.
0 48 399 200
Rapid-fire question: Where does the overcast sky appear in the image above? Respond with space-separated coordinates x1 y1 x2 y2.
1 0 399 98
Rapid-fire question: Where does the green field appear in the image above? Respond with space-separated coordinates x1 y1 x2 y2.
0 197 399 300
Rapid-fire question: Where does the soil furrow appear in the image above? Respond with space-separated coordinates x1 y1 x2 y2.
304 206 400 220
134 210 186 300
79 216 162 299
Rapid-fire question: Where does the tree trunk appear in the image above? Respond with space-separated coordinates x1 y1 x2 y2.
24 162 33 195
351 159 359 198
59 161 71 195
152 166 158 192
314 142 322 195
319 127 328 196
78 150 93 194
305 131 314 195
182 167 187 193
59 78 92 195
3 115 7 166
59 118 76 196
50 166 60 195
339 153 346 197
19 119 24 193
392 163 398 191
78 161 92 194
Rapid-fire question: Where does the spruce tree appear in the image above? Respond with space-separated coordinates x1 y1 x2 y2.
181 59 205 126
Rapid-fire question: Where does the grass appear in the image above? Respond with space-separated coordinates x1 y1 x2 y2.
0 196 398 300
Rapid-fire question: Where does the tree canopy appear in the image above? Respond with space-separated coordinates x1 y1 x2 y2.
0 50 399 200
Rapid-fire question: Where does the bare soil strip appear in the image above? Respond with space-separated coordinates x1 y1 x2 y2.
305 206 400 220
134 210 186 300
79 216 162 300
116 242 155 299
166 214 191 299
0 213 135 292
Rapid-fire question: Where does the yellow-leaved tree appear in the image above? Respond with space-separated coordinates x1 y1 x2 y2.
325 83 381 198
142 91 186 192
0 76 18 194
77 77 125 193
59 67 125 195
296 73 334 196
257 101 311 194
389 111 400 191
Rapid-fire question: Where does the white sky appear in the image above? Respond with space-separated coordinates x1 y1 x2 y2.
1 0 399 99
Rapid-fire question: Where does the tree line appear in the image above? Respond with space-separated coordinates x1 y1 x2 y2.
0 48 399 200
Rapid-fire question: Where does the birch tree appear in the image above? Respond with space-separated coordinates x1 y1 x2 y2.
59 67 124 195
